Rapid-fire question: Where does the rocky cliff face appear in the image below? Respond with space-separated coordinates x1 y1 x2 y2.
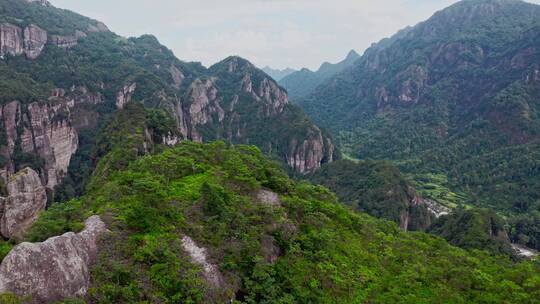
0 99 78 191
0 5 335 181
22 24 48 59
0 168 46 240
187 78 224 138
0 215 107 303
0 21 98 60
0 23 23 58
287 130 332 174
159 56 337 173
116 83 137 109
0 85 105 205
399 187 436 231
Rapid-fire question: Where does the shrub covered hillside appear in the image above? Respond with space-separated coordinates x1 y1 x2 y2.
308 160 518 257
15 140 540 303
309 159 434 231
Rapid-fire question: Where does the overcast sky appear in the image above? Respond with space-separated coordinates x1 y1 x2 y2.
50 0 540 70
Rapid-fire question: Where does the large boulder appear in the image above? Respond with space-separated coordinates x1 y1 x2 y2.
0 168 46 240
0 216 107 303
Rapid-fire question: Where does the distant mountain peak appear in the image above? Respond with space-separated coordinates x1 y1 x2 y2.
279 50 361 99
346 49 360 60
261 66 297 81
212 56 255 73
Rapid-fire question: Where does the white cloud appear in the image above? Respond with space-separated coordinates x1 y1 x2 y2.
51 0 540 70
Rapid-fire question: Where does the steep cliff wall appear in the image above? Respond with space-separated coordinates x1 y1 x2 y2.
0 85 106 204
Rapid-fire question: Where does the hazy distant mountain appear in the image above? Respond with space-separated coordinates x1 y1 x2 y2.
279 50 360 99
261 66 297 81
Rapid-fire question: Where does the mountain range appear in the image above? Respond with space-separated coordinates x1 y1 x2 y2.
0 0 336 204
279 50 360 99
297 0 540 215
0 0 539 303
261 66 296 81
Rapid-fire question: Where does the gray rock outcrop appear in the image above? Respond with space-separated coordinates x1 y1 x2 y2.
187 78 224 135
0 216 107 303
1 21 89 60
116 83 137 109
286 130 333 174
0 23 23 58
23 25 47 59
181 235 225 289
49 30 86 49
257 189 281 207
0 86 105 207
0 100 79 190
169 65 185 88
0 168 46 240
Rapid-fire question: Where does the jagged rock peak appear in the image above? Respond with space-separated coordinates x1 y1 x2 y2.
0 216 107 303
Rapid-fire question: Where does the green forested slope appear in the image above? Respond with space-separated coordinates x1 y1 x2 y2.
12 108 540 304
295 0 540 215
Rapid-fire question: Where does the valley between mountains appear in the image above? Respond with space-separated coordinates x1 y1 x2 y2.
0 0 539 303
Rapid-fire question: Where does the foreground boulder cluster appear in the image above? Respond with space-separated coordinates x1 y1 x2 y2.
0 216 107 303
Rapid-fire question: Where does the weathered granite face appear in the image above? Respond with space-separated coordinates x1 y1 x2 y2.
23 24 47 59
0 168 46 240
1 21 88 60
286 129 331 174
0 23 23 58
49 33 80 49
188 78 223 127
174 60 335 173
0 83 106 194
0 216 107 303
181 235 225 290
256 77 288 115
240 73 288 116
116 83 137 109
0 100 79 190
169 65 185 89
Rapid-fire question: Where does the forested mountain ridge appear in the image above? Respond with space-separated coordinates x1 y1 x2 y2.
1 105 539 303
0 0 336 218
279 50 360 99
309 159 436 232
308 159 521 256
0 0 538 302
296 0 540 216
